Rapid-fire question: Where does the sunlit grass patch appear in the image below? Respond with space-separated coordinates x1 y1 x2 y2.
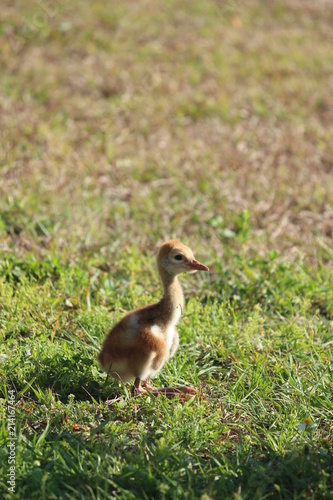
1 245 332 498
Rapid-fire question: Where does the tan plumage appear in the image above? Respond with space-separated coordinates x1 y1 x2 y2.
98 240 209 397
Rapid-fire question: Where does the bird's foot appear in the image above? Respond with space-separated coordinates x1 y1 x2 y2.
142 382 200 400
133 378 204 400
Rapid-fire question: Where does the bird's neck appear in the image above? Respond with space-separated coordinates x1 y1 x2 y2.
159 274 184 324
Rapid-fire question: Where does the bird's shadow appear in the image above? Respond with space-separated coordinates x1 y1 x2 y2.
5 350 122 404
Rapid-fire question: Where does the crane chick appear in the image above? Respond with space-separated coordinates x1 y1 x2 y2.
98 240 209 397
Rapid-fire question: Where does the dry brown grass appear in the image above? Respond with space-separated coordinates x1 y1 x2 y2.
1 0 332 261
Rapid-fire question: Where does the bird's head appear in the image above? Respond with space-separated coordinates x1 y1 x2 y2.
157 240 209 277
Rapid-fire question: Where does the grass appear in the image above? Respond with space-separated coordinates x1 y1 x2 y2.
1 0 333 498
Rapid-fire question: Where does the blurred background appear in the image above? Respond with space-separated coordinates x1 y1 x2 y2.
1 0 332 262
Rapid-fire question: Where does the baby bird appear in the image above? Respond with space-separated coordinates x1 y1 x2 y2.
98 240 209 397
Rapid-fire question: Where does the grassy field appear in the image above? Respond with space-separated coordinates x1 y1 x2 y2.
1 0 333 498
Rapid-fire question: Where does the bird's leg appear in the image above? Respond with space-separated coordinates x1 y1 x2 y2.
142 377 197 399
132 377 145 395
133 377 158 396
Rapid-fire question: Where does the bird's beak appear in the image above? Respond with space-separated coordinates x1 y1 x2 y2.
188 259 209 271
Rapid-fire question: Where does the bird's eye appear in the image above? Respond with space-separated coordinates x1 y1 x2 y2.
174 254 183 261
